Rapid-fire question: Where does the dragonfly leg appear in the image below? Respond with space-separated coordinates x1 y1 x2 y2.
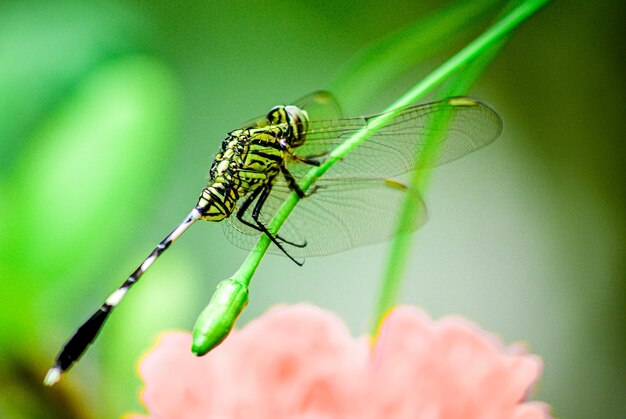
250 186 304 265
235 187 307 252
301 149 331 165
280 166 305 199
303 150 330 160
280 165 319 199
281 142 322 166
293 155 321 166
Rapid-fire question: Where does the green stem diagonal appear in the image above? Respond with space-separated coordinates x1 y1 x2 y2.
371 29 512 336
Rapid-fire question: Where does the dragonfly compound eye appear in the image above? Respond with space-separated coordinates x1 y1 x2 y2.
284 105 309 147
266 106 286 125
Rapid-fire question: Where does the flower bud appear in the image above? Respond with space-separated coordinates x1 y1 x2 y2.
191 279 248 356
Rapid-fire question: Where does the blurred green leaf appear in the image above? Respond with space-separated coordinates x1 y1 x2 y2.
1 56 180 345
8 56 179 277
0 1 151 175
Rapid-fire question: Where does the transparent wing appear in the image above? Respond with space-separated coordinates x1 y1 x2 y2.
236 91 342 130
223 177 427 258
222 95 500 257
289 97 503 179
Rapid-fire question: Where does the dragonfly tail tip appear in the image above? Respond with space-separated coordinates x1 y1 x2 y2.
43 366 62 386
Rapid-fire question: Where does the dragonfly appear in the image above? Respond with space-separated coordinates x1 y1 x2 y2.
44 91 502 386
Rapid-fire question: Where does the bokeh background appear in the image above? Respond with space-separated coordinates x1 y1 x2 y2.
1 0 623 418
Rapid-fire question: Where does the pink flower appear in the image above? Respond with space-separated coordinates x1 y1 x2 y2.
130 305 550 419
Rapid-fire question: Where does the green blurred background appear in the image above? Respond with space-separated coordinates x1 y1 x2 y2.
0 0 623 418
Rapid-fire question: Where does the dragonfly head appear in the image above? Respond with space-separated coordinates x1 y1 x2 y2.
266 105 310 147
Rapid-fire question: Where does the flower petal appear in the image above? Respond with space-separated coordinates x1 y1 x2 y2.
134 304 550 419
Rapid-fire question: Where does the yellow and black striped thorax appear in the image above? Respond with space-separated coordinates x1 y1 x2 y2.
197 105 310 221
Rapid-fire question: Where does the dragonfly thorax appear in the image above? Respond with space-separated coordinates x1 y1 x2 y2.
266 105 309 147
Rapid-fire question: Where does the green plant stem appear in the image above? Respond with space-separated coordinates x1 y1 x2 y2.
233 0 549 290
371 33 511 336
369 0 525 335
